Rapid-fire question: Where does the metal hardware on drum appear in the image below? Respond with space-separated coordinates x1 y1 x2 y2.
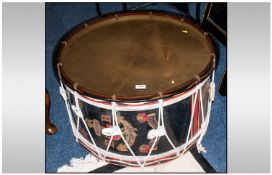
54 11 216 167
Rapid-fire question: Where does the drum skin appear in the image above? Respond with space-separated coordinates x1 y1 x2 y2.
55 11 215 166
55 11 215 101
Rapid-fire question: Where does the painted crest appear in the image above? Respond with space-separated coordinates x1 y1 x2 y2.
85 118 102 136
137 112 161 153
116 116 138 151
85 114 137 152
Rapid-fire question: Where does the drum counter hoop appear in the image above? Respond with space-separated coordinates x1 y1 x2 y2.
54 11 216 167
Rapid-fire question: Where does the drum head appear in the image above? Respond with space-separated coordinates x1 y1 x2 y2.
57 12 214 100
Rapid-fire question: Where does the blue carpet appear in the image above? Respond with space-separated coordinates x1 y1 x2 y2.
45 2 226 173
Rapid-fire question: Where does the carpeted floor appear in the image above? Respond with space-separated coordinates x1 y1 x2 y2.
45 2 226 173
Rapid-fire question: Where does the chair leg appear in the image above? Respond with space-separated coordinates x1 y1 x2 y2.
95 3 102 17
169 3 190 16
219 70 227 96
196 3 200 23
46 89 57 135
122 3 127 11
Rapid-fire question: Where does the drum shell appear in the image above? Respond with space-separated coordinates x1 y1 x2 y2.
64 78 210 159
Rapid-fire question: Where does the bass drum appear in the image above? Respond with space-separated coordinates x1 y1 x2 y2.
55 11 216 167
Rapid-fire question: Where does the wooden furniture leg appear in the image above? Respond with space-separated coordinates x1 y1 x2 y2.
219 70 227 96
46 89 57 135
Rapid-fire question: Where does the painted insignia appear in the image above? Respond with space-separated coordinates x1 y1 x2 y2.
101 114 112 123
136 112 149 123
100 115 137 152
105 139 115 148
137 112 161 153
116 116 138 151
139 137 160 153
85 119 102 136
137 113 158 129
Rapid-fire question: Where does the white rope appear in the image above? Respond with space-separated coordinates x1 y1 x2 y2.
104 102 118 154
57 66 104 163
159 99 180 157
104 102 116 153
81 116 104 160
70 93 84 142
74 92 81 142
58 66 78 138
141 99 163 167
196 85 207 153
141 135 159 167
76 123 202 163
142 99 180 167
199 87 205 126
60 84 77 137
212 70 215 82
181 89 199 156
102 101 142 167
119 133 142 166
72 90 104 161
79 131 200 167
196 71 215 153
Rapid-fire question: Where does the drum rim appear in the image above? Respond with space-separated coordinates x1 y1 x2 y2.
54 10 215 102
